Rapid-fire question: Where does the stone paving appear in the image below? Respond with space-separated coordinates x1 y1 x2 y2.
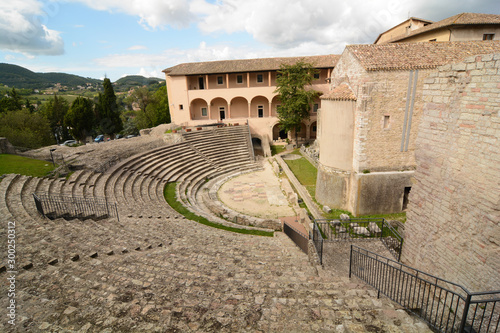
218 161 296 220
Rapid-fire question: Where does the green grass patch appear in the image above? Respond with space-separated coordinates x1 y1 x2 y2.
163 182 273 237
0 154 55 177
165 127 181 134
359 212 406 223
270 145 286 156
283 155 317 198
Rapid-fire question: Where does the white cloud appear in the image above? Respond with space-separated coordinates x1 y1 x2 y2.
0 0 64 55
69 0 194 29
128 45 148 51
191 0 500 50
191 0 410 49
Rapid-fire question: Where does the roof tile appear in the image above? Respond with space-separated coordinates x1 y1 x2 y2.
163 55 339 76
347 40 500 71
321 84 357 101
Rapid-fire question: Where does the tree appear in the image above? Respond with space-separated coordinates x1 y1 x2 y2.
149 85 171 125
0 110 55 149
39 94 70 143
127 85 171 130
0 88 23 113
274 61 320 144
64 97 95 142
96 78 123 136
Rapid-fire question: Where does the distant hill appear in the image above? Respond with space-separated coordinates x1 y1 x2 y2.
0 63 101 90
114 75 165 92
0 63 164 91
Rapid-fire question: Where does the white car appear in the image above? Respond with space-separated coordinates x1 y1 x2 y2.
60 140 77 146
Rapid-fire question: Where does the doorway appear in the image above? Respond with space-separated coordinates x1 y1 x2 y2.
402 187 411 210
219 107 225 120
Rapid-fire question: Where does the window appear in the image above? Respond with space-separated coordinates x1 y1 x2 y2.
257 74 263 83
313 104 319 113
237 75 243 84
198 77 205 90
312 125 317 132
201 107 207 117
483 34 495 40
258 105 264 118
217 76 223 85
314 73 320 79
179 104 183 110
429 38 437 42
383 115 390 129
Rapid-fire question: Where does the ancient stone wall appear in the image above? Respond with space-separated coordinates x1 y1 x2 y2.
328 49 429 173
402 54 500 292
0 137 16 154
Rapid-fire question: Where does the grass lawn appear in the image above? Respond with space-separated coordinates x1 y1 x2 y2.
270 145 286 156
283 155 317 198
0 154 55 177
282 151 406 222
163 182 274 237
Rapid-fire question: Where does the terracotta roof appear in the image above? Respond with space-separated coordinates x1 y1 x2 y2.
387 13 500 43
163 54 339 76
321 84 357 101
347 40 500 71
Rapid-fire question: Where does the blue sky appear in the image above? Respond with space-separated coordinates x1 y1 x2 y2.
1 0 499 81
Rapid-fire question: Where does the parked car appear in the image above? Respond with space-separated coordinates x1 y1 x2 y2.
60 140 77 146
115 134 123 139
94 135 104 143
125 134 136 139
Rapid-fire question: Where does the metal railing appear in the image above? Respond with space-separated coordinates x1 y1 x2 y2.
33 193 119 221
313 218 403 261
312 221 324 265
283 222 309 255
350 245 500 333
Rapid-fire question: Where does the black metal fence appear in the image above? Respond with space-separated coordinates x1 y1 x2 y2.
350 245 500 333
33 193 119 221
313 218 403 261
312 221 324 265
283 222 308 255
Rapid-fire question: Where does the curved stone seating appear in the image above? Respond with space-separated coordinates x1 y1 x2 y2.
0 174 168 273
0 132 430 331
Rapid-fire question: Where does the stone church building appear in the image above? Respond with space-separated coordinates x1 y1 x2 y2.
316 40 500 216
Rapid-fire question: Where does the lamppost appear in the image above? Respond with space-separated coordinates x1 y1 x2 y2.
50 148 56 167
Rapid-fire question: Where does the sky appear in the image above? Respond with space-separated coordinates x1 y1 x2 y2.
0 0 499 82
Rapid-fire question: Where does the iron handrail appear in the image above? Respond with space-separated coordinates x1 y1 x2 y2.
349 245 500 333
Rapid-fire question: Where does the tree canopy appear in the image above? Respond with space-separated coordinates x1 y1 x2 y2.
39 94 70 143
126 85 171 131
0 110 54 149
274 61 320 143
96 78 123 135
65 97 95 142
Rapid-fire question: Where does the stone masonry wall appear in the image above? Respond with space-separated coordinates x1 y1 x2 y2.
402 54 500 292
329 49 430 173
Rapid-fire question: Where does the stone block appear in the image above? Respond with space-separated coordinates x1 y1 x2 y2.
323 206 332 213
338 213 348 220
352 226 370 236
